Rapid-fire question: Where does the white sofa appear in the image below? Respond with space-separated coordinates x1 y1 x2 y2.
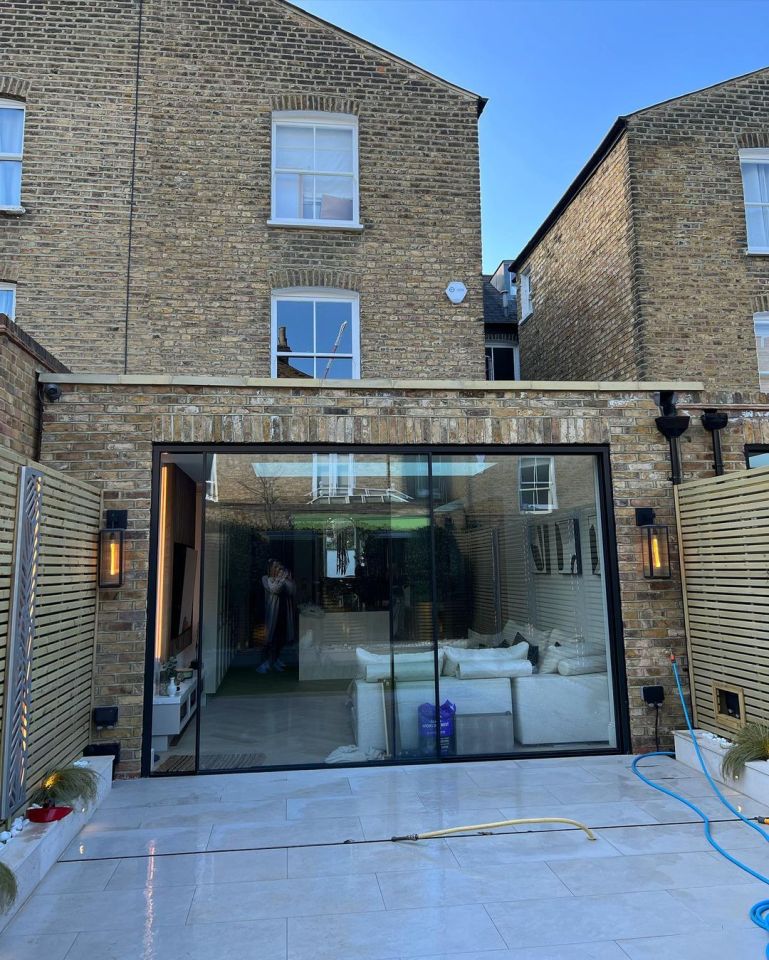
511 673 612 745
352 676 514 755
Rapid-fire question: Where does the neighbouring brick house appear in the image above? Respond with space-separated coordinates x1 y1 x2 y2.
511 66 769 399
3 2 761 780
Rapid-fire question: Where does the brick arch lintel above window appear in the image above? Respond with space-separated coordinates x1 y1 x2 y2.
268 268 362 292
269 94 360 116
0 76 30 101
737 132 769 150
753 294 769 315
0 260 19 284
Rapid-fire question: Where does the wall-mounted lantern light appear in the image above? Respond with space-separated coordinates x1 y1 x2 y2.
635 508 671 580
99 509 127 588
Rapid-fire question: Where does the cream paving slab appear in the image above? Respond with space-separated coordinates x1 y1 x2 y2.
221 773 354 802
546 778 740 804
484 890 707 949
599 820 769 856
358 807 508 841
616 929 767 959
548 850 758 895
138 798 289 828
0 932 78 960
466 765 602 789
287 793 427 820
208 815 364 850
496 800 659 830
406 945 629 960
447 830 622 867
35 859 121 894
287 837 460 877
633 793 761 824
61 825 214 860
286 903 506 960
375 861 571 909
63 918 287 960
4 885 195 936
667 881 769 927
189 872 384 923
416 785 562 812
106 847 287 889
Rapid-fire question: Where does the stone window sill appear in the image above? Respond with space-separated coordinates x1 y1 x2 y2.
267 219 364 233
746 249 769 256
0 206 25 217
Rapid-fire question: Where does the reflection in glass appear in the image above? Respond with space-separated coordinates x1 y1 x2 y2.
149 449 616 773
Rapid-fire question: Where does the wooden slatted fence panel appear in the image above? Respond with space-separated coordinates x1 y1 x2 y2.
0 446 101 810
676 465 769 738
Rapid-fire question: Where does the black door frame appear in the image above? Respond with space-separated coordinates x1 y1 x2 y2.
141 442 631 777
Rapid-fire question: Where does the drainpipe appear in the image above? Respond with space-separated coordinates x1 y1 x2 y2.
700 409 729 477
654 391 691 485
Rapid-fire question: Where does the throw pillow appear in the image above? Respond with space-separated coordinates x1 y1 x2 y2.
557 655 607 677
457 659 533 680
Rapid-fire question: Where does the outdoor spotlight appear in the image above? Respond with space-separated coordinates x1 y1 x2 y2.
42 383 62 402
99 509 128 588
635 508 671 580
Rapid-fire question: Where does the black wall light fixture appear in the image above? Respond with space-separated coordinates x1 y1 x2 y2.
635 507 671 579
99 509 128 588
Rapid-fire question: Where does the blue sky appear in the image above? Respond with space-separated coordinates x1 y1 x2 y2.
292 0 769 272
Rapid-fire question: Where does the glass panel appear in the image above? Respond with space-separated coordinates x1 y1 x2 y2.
0 161 21 207
0 108 24 155
275 124 313 170
0 288 15 319
315 127 353 173
433 453 614 757
490 346 516 380
318 357 353 379
746 204 769 249
192 451 431 769
742 162 769 203
274 172 300 219
275 299 314 353
148 455 205 773
316 175 353 221
748 451 769 468
277 355 314 379
316 300 353 353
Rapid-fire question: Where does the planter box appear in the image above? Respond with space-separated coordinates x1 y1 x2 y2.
674 728 769 807
0 754 113 933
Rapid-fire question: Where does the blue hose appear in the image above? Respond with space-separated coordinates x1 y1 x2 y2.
631 656 769 957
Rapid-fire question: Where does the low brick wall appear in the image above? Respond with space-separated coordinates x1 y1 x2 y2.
37 374 766 774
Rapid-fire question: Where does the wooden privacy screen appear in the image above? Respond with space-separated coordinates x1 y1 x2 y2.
0 446 101 813
676 465 769 738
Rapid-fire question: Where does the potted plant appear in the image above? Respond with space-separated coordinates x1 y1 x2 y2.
721 722 769 782
26 764 100 823
0 862 16 913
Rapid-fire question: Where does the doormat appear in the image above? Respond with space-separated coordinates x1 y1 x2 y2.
156 752 267 773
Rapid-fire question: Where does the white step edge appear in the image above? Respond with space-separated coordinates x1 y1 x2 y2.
674 728 769 808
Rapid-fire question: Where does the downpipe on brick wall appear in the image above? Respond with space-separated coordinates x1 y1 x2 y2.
700 408 729 476
654 391 691 485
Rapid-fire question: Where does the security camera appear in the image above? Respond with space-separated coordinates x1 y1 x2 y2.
42 383 62 402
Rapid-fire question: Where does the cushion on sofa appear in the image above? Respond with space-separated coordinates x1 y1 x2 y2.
458 659 533 680
467 628 503 648
501 621 551 646
355 647 442 682
538 642 584 674
443 642 529 677
557 655 607 676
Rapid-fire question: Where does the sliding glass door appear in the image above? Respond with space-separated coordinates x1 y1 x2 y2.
148 446 620 774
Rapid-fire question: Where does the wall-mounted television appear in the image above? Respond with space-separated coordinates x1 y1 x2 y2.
171 543 197 653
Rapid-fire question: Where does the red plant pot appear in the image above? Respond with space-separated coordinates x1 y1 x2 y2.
26 806 73 823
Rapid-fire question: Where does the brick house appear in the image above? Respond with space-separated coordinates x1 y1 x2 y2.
511 66 769 403
2 1 758 778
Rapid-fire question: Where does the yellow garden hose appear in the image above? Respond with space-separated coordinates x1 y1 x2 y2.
391 816 597 842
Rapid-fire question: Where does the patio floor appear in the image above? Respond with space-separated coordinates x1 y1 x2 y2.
0 754 767 959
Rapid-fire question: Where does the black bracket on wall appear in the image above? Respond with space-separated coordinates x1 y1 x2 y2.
655 391 691 485
701 409 729 477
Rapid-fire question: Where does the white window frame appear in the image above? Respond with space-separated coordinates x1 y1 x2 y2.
312 453 356 498
0 98 25 212
740 148 769 254
0 281 16 320
755 312 769 391
271 287 360 380
518 455 557 513
520 268 533 320
269 111 361 230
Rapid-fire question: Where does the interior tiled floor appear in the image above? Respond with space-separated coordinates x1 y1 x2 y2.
1 754 767 959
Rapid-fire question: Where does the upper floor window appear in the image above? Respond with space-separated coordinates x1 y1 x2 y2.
740 149 769 253
0 99 25 210
755 312 769 392
519 456 557 513
270 112 359 228
520 268 533 320
271 288 360 379
0 282 16 320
